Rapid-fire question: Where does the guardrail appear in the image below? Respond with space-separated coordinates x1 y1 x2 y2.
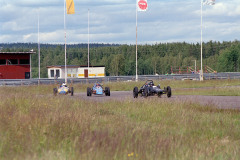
0 72 240 86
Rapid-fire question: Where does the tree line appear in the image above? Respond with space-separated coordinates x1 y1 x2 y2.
0 41 240 78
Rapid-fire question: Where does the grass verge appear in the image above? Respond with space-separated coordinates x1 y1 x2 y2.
0 86 240 159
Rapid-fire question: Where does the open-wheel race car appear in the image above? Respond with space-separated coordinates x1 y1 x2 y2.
87 82 110 96
133 80 171 98
53 83 74 96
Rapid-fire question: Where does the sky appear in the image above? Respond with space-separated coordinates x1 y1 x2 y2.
0 0 240 44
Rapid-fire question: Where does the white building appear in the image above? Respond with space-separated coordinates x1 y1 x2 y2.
47 65 105 79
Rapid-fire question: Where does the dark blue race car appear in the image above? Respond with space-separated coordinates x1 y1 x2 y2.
87 82 110 96
133 80 171 98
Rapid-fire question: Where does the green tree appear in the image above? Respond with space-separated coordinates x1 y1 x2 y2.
217 46 240 72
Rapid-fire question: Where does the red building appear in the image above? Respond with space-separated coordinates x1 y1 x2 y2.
0 52 35 79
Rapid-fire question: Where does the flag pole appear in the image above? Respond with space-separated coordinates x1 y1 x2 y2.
38 12 41 84
136 0 138 82
88 9 90 69
200 0 203 81
64 0 67 84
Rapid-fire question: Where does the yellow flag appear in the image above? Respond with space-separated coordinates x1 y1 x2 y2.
66 0 75 14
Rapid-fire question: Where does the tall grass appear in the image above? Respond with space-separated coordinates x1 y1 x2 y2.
174 86 240 96
0 85 240 159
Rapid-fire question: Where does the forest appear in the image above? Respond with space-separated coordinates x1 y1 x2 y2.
0 41 240 78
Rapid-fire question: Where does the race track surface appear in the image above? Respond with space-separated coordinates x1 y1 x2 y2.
74 91 240 109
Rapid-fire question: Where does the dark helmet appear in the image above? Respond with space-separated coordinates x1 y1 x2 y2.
149 81 154 86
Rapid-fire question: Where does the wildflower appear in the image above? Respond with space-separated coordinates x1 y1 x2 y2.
128 152 134 157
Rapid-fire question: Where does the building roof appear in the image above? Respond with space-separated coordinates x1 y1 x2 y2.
47 65 105 68
0 52 36 54
79 65 105 68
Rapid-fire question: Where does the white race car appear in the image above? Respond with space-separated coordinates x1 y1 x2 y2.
53 83 74 96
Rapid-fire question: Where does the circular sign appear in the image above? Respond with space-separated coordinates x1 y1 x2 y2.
138 0 148 10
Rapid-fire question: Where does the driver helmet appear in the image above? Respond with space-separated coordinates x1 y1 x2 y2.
149 82 154 86
62 83 66 87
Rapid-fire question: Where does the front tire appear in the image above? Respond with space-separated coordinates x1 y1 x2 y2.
143 87 148 98
71 87 74 96
87 87 92 96
105 87 110 96
53 88 57 96
133 87 138 98
167 86 171 98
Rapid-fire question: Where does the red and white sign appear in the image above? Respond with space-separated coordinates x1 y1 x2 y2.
137 0 148 11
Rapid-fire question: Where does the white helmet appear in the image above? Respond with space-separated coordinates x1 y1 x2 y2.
62 83 66 86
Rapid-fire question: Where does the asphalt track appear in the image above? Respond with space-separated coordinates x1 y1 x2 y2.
75 91 240 110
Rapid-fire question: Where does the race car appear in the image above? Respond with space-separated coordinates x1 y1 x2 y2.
133 80 171 98
87 82 110 96
53 83 74 96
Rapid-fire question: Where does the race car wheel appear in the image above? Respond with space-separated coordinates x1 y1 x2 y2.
108 88 110 96
105 87 108 96
53 88 57 96
167 86 172 98
71 87 74 96
133 87 138 98
105 87 110 96
143 87 148 98
87 87 92 96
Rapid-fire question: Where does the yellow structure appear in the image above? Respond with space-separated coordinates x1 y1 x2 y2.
47 65 105 79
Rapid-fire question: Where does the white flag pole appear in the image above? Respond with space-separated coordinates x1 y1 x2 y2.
200 0 215 81
136 0 138 82
64 0 67 84
200 0 203 81
38 12 41 81
88 9 90 69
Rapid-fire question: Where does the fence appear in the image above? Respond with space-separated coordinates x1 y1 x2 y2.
0 72 240 86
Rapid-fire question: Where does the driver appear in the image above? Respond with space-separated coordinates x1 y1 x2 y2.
148 81 154 87
61 83 67 87
148 81 154 93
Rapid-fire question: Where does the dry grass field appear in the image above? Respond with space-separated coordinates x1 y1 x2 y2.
0 79 240 159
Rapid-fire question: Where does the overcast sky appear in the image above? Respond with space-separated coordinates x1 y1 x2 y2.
0 0 240 44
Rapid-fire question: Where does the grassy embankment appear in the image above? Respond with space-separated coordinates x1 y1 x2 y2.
0 79 240 159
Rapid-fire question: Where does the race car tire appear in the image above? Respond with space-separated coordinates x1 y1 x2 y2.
105 87 110 96
53 88 57 96
71 87 74 96
87 87 92 96
108 87 110 96
105 87 108 96
167 86 172 98
88 87 92 96
133 87 138 98
143 87 148 98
